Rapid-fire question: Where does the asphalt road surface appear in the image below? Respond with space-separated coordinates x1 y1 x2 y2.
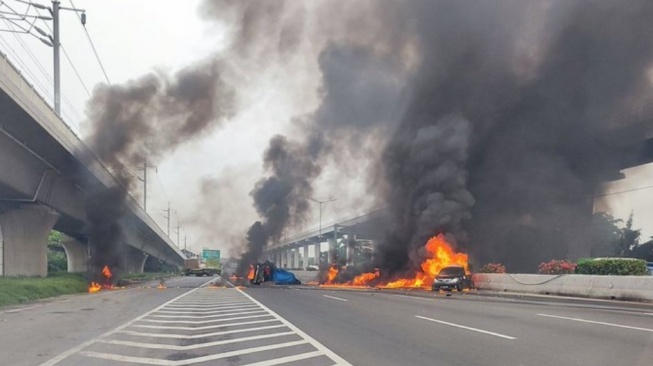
1 276 652 366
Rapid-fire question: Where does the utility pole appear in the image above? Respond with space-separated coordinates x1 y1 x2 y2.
52 0 60 114
9 1 86 115
184 235 187 250
162 201 171 237
175 218 181 247
135 157 156 212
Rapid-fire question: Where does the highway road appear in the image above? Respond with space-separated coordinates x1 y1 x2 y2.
0 276 651 366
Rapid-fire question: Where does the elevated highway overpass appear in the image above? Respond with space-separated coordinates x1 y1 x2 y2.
263 208 390 269
0 53 184 276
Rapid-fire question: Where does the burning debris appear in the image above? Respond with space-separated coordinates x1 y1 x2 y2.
88 265 115 293
320 234 469 289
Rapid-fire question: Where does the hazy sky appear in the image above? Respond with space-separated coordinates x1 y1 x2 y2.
1 0 652 254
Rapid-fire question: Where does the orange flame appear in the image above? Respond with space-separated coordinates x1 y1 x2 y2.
324 265 339 284
247 265 255 280
320 234 468 289
102 265 112 279
88 282 102 293
157 282 166 289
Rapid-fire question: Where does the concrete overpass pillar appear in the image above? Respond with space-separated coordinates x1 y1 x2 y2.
303 245 309 269
286 249 292 269
61 235 88 273
314 243 321 267
124 251 148 274
346 235 356 266
327 239 336 264
0 204 59 276
294 248 300 269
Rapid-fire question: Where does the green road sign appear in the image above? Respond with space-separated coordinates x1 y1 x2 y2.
202 249 221 260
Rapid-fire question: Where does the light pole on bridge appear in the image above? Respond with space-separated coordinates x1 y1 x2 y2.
306 197 337 239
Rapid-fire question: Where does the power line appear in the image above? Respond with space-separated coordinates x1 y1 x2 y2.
69 0 109 85
60 43 90 97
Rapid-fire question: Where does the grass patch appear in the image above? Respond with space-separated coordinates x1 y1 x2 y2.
0 273 87 307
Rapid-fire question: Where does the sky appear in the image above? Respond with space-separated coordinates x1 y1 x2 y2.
0 0 652 256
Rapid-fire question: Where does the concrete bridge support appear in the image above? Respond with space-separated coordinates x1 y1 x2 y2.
303 245 309 269
293 248 300 269
286 250 292 269
124 250 148 274
61 235 88 273
0 204 59 276
314 243 321 266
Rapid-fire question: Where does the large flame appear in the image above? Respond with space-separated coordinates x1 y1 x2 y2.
88 265 116 293
320 234 468 289
247 265 255 280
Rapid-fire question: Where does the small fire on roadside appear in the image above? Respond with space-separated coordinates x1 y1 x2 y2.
247 265 255 281
157 281 167 289
88 265 116 293
320 234 469 289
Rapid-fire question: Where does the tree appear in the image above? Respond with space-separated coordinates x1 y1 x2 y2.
616 212 641 256
590 212 622 257
630 238 653 261
47 230 67 273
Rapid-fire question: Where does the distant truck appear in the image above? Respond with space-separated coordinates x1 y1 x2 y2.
183 258 221 277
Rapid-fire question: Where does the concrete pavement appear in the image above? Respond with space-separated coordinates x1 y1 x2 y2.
1 276 652 365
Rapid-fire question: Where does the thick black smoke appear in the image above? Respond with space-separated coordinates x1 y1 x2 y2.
236 42 408 272
82 59 235 275
377 0 653 273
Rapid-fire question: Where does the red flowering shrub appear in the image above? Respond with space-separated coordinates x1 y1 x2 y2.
538 259 576 274
479 263 506 273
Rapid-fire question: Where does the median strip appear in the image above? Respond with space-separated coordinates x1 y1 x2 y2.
415 315 516 340
537 313 653 333
322 295 348 302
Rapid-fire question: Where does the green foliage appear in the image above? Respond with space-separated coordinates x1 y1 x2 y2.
576 258 648 276
538 260 576 274
616 212 641 256
47 230 67 273
0 273 87 307
629 240 653 261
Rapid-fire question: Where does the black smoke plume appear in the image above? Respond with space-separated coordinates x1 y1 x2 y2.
82 59 235 274
377 0 653 273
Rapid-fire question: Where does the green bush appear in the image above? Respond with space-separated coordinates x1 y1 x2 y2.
576 258 648 276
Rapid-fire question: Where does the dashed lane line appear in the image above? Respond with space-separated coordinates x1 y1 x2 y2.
37 277 218 366
538 313 653 333
238 351 325 366
97 331 296 350
322 295 348 302
415 315 517 340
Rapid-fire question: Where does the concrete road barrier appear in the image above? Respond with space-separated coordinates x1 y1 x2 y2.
472 273 653 302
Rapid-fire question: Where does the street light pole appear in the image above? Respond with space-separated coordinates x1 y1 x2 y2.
306 197 337 238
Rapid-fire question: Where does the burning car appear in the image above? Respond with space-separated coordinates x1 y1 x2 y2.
431 265 473 292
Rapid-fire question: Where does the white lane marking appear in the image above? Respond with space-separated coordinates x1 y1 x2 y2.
415 315 516 340
138 313 273 324
80 340 309 365
645 313 653 316
132 318 278 330
155 306 260 315
239 351 324 366
99 331 296 350
148 309 267 319
119 324 288 339
164 300 251 307
0 305 39 315
322 295 348 302
538 313 653 333
223 276 353 366
37 277 216 366
394 294 433 301
162 302 253 309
